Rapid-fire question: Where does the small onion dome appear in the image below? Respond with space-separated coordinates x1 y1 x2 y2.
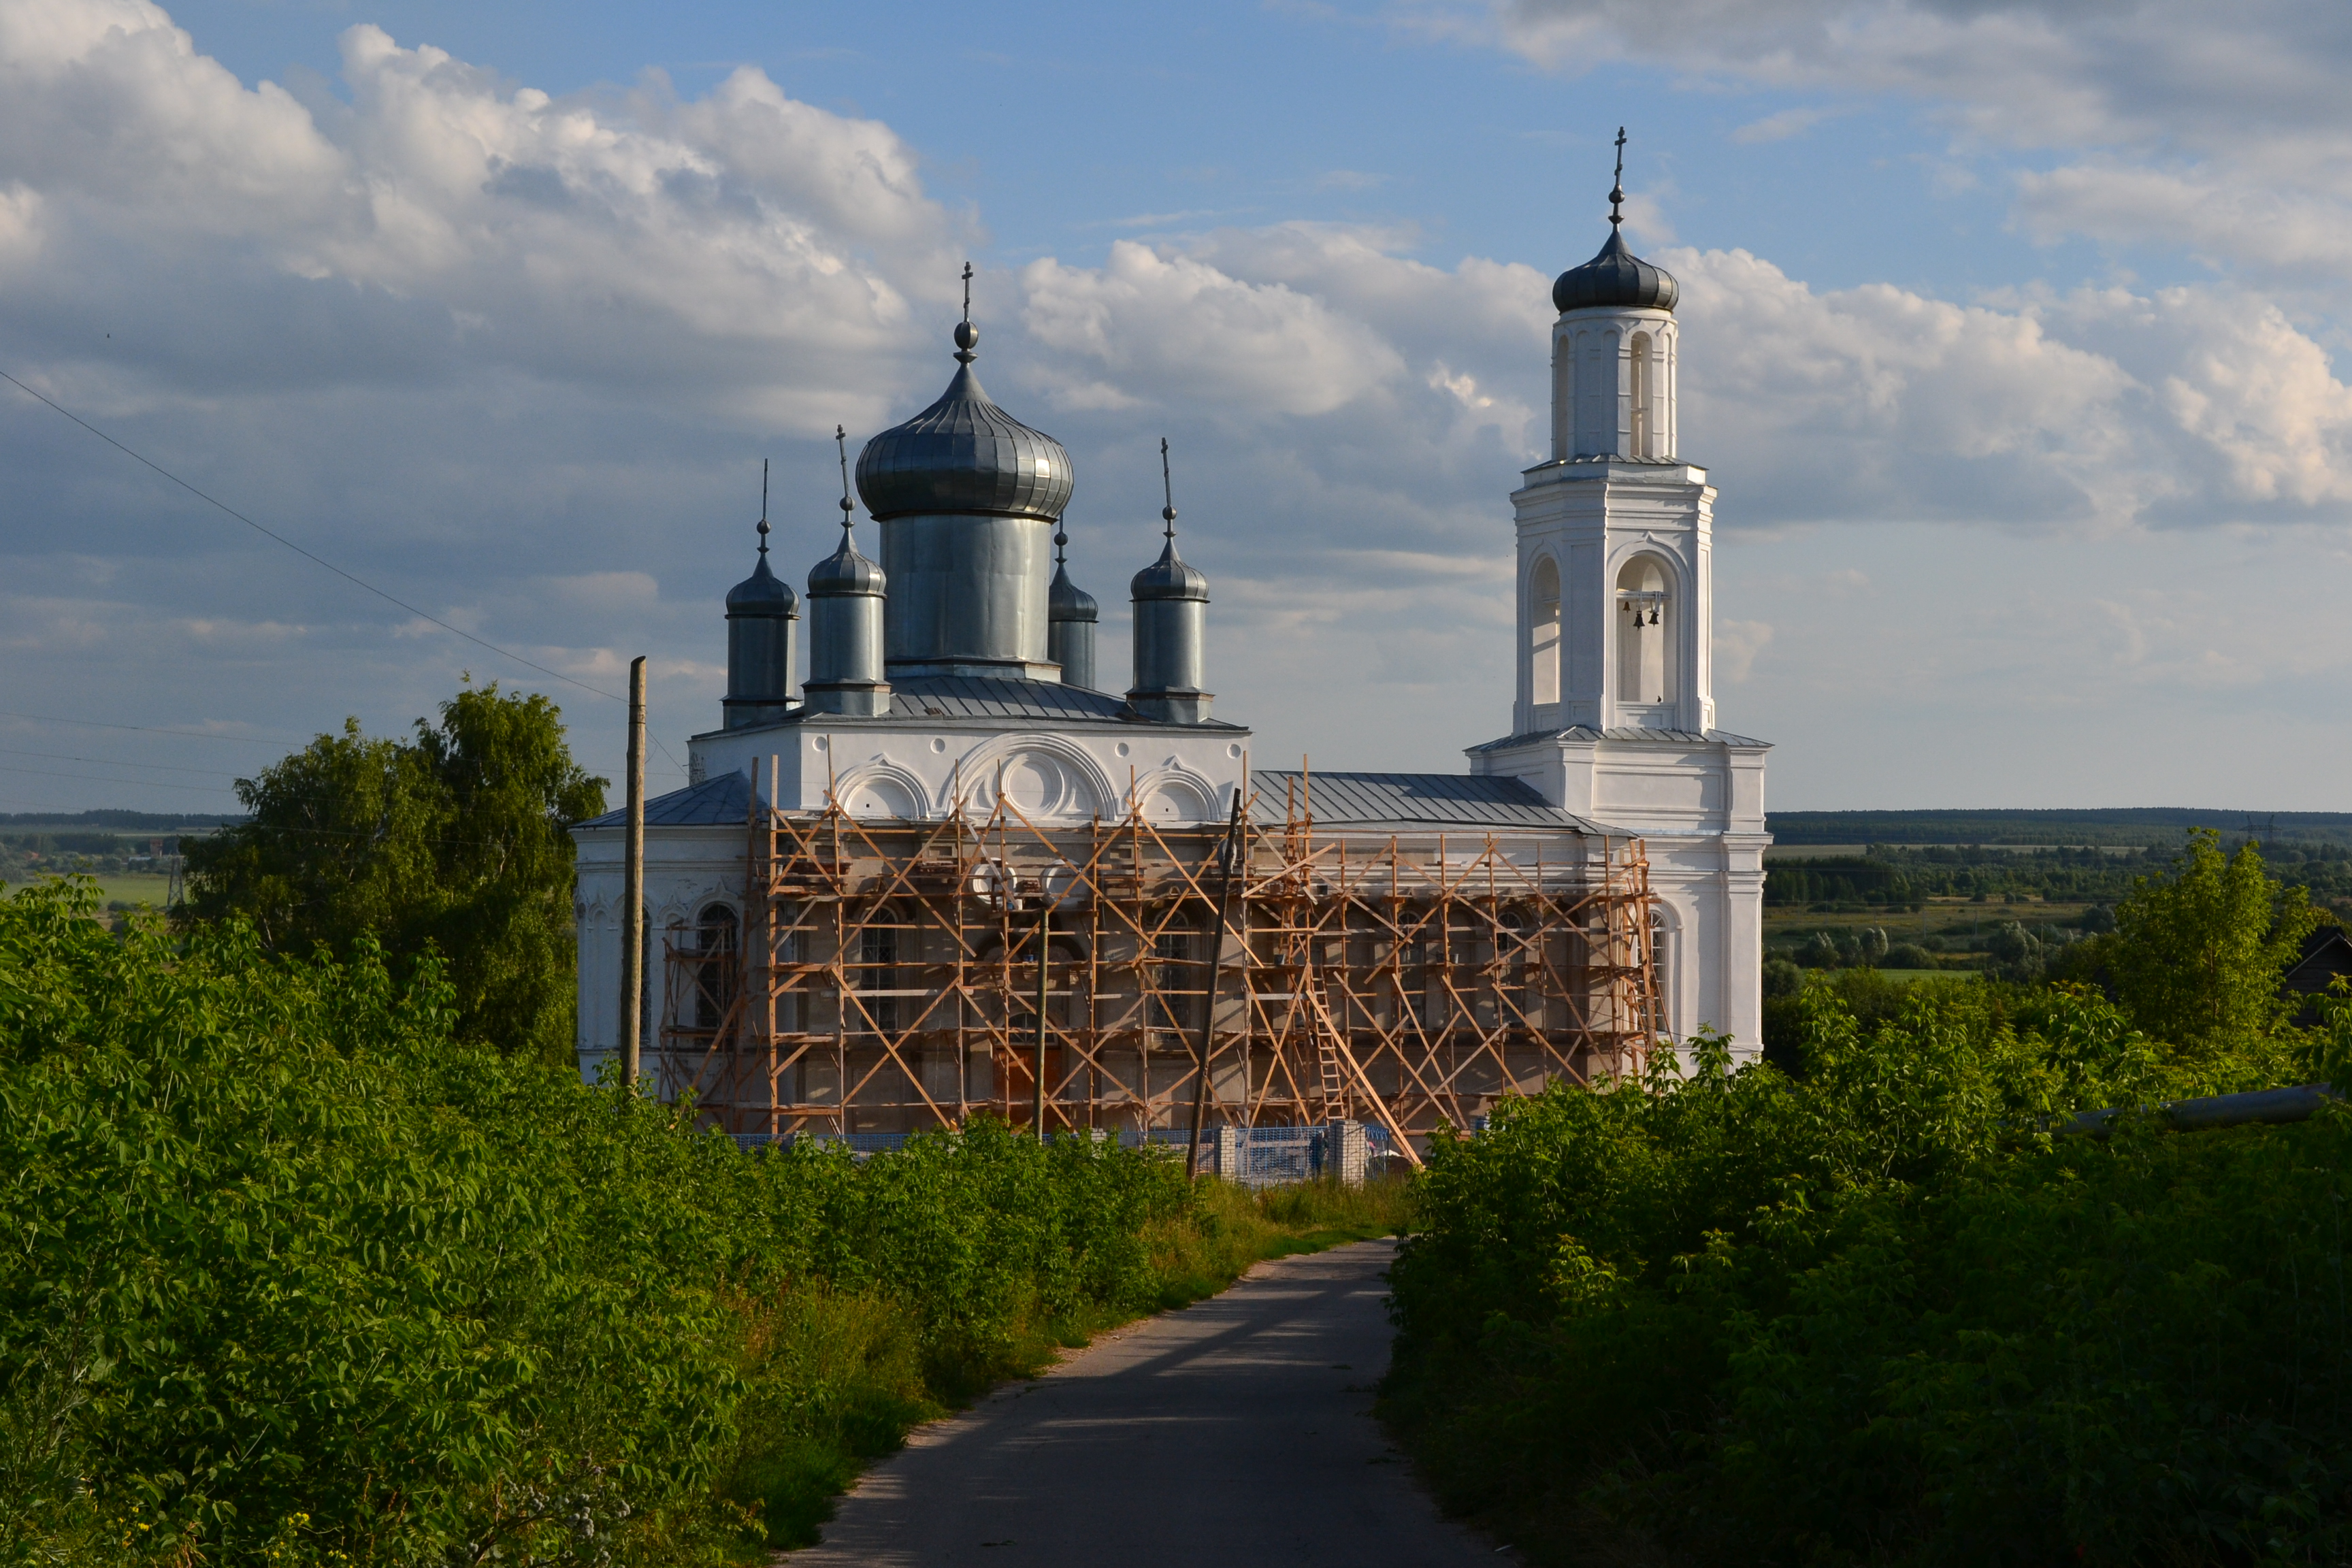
1049 560 1098 623
726 549 797 614
808 530 885 595
854 331 1075 521
1552 228 1679 315
1131 538 1207 602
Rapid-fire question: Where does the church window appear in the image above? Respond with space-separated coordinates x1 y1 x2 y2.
1615 556 1674 707
1152 916 1198 1034
1529 556 1561 707
1648 906 1678 1039
1552 337 1573 460
860 907 901 1033
1629 333 1654 459
693 902 738 1034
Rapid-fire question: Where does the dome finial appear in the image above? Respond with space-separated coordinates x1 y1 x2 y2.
1159 436 1177 542
953 261 978 362
834 423 856 539
1610 126 1627 229
758 457 774 557
1055 524 1069 567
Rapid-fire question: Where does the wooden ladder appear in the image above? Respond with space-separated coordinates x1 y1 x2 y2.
1301 981 1424 1170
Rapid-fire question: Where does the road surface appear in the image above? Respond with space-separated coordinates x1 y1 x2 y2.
783 1239 1497 1567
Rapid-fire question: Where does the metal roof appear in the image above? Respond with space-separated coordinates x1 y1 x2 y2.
700 676 1250 734
1465 725 1771 754
1553 227 1679 314
577 771 757 831
1251 771 1603 834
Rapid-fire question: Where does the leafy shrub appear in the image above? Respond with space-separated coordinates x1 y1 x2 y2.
0 878 1286 1565
1384 978 2352 1567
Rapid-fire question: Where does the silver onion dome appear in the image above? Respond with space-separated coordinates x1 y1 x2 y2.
809 528 886 595
1552 228 1679 314
853 323 1075 523
1552 127 1678 314
726 547 797 612
1049 562 1098 622
1130 538 1208 602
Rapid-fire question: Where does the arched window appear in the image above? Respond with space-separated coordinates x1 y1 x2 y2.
1629 333 1654 459
1529 556 1561 707
1151 912 1199 1034
1552 336 1573 460
1615 556 1674 708
1648 906 1678 1039
860 905 901 1033
692 904 739 1034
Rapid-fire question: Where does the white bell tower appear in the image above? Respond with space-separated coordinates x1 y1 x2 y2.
1471 131 1770 1060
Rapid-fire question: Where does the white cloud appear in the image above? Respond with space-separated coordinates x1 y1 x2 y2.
0 0 960 432
1399 1 2352 304
1666 248 2352 529
1019 240 1407 418
1716 618 1774 683
1731 106 1837 145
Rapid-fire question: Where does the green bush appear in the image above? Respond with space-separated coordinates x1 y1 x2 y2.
1384 979 2352 1567
0 878 1254 1565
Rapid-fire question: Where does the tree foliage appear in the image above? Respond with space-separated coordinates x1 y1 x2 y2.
181 683 604 1061
2096 827 2317 1058
1388 838 2351 1567
1388 990 2352 1567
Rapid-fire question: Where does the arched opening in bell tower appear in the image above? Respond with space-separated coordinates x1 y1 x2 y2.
1615 555 1675 707
1529 555 1561 707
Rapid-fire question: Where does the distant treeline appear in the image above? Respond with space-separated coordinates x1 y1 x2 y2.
1767 807 2352 848
0 811 240 831
1769 840 2352 913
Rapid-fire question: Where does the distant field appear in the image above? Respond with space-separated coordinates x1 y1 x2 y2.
4 872 175 906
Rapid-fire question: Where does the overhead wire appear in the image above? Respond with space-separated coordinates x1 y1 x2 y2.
0 708 302 745
0 747 246 778
0 368 692 777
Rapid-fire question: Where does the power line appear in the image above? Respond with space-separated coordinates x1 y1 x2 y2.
0 747 247 778
0 708 297 745
0 368 696 777
1 367 630 700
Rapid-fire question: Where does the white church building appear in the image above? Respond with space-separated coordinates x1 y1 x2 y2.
573 174 1769 1095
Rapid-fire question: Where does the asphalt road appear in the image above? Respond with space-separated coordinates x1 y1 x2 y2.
783 1239 1498 1567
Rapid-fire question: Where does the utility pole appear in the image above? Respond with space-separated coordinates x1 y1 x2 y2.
1186 789 1247 1180
1034 894 1051 1143
621 655 647 1090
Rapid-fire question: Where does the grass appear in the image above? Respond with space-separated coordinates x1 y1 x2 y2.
2 872 176 907
1145 1175 1417 1308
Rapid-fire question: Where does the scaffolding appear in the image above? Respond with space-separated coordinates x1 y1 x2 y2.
651 780 1663 1158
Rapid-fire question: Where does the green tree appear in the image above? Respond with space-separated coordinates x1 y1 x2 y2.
2100 828 2316 1057
182 683 605 1060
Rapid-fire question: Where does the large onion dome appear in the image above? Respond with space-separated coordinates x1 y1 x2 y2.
853 321 1075 522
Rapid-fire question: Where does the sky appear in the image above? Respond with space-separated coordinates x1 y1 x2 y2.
7 0 2352 816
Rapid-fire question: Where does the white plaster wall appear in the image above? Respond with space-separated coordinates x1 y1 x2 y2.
574 821 758 1083
1471 730 1769 1062
692 721 1251 828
